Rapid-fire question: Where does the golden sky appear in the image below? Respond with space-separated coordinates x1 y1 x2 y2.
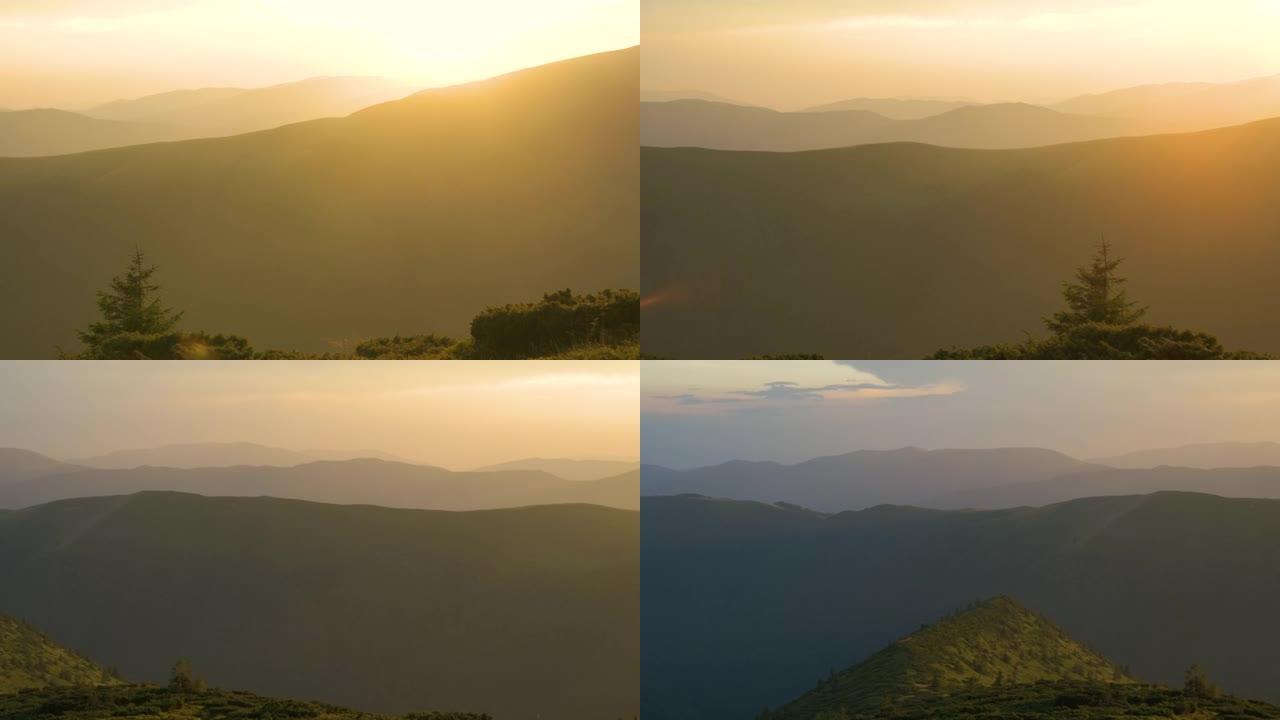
0 361 639 469
1 0 638 109
643 0 1280 109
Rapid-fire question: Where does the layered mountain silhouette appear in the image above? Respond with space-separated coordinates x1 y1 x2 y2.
769 596 1128 719
0 452 639 511
642 114 1280 358
642 100 1131 151
1052 73 1280 133
86 76 409 136
473 457 639 482
641 447 1100 511
641 491 1280 720
642 446 1280 511
0 78 408 158
0 492 638 719
0 612 120 693
0 47 638 356
1091 441 1280 469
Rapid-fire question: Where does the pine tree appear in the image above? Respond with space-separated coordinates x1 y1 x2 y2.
1045 239 1146 334
76 248 183 353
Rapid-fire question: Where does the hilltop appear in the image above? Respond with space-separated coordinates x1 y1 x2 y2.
769 597 1128 720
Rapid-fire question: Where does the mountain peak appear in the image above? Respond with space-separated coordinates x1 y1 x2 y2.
771 596 1129 719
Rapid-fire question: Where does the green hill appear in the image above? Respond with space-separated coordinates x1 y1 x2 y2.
0 47 637 358
770 597 1128 720
641 115 1280 358
0 492 638 720
0 613 119 693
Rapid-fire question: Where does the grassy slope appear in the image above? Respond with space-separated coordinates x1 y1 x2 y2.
641 492 1280 720
0 615 120 693
0 685 488 719
772 597 1127 720
0 492 639 720
0 48 638 358
641 116 1280 358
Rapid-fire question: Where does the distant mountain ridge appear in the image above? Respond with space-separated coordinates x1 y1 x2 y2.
641 447 1102 511
1091 441 1280 469
0 109 191 157
473 458 640 482
641 99 1130 151
0 456 638 511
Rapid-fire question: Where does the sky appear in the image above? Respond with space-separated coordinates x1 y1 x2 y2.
642 0 1280 109
0 361 639 469
0 0 638 109
642 361 1280 468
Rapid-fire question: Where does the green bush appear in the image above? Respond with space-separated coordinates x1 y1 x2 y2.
469 289 640 359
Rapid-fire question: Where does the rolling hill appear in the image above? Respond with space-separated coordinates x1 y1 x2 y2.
86 77 409 136
0 492 638 719
0 110 191 157
642 115 1280 358
473 458 639 482
1091 441 1280 469
0 612 120 693
641 100 1131 151
0 47 638 357
0 457 639 511
641 492 1280 720
769 596 1129 720
640 447 1101 511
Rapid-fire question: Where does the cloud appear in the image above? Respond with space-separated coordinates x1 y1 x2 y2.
643 361 963 414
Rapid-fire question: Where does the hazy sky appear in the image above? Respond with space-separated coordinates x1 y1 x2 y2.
0 361 639 469
643 361 1280 468
643 0 1280 109
1 0 638 109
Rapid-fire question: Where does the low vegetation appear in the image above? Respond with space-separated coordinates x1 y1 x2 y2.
932 241 1269 359
63 251 638 359
767 597 1278 720
0 684 491 720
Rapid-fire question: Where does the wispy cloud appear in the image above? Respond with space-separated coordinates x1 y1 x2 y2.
644 361 963 414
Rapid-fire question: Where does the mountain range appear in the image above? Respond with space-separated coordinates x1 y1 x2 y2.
641 491 1280 720
642 444 1280 511
471 457 639 482
642 73 1280 153
0 492 639 719
641 100 1132 151
0 448 639 511
0 47 638 357
0 77 410 158
642 114 1280 358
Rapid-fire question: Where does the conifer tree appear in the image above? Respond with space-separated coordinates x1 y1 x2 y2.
1045 239 1146 334
76 248 183 352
